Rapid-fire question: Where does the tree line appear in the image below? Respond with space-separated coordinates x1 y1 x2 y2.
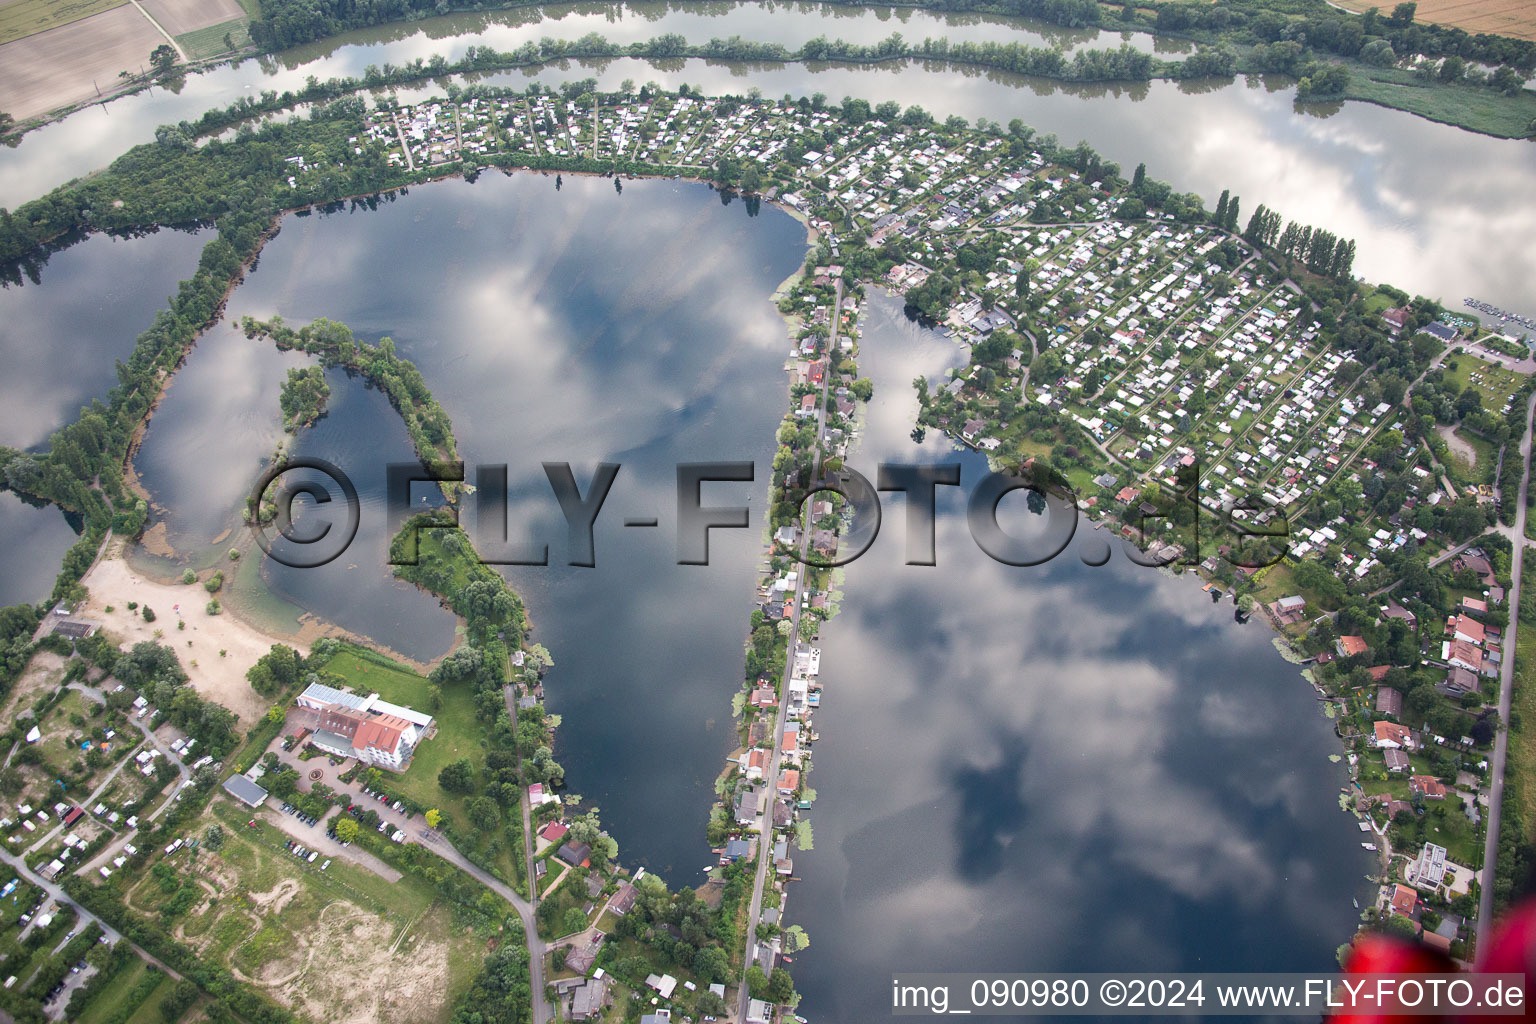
1244 202 1357 280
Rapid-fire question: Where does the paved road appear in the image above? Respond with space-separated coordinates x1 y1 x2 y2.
1476 387 1536 951
0 846 183 987
735 279 842 1024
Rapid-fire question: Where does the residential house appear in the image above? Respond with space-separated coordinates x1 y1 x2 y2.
1409 775 1447 800
558 841 592 868
1446 615 1485 646
1443 638 1485 674
1440 667 1479 698
1389 883 1418 917
1375 687 1403 719
1373 721 1415 750
1336 635 1369 659
1384 749 1410 774
735 788 760 825
568 976 609 1021
742 748 770 780
609 882 637 916
1412 843 1448 890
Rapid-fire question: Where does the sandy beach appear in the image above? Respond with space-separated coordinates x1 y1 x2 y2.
76 540 299 728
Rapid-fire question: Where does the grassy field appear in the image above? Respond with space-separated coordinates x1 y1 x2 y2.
174 17 250 61
1444 353 1526 410
1340 65 1536 139
124 976 176 1024
318 645 523 884
0 0 125 46
74 959 151 1024
1329 0 1536 43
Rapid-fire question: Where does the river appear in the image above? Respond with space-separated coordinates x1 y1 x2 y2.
0 4 1531 312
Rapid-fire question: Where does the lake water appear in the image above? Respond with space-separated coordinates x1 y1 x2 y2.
0 491 78 608
0 226 211 451
0 225 209 605
137 174 808 873
121 173 1371 1019
0 4 1531 313
787 291 1372 1018
0 4 1503 1014
127 315 460 658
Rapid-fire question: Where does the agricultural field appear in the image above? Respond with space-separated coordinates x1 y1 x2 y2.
0 0 125 46
1332 0 1536 43
139 0 242 37
0 4 163 121
142 0 249 60
115 799 484 1024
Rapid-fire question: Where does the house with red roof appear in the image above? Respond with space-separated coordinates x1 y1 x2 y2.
1373 721 1415 750
1446 615 1485 646
1409 775 1447 800
1336 635 1369 658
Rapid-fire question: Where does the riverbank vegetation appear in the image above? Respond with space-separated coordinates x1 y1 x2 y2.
277 365 330 431
242 316 458 466
238 0 1534 135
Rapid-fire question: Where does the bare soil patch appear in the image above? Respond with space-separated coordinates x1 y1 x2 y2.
0 649 68 723
1439 424 1479 468
0 5 163 120
139 0 241 37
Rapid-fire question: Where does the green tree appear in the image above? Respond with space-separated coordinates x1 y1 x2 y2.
149 44 178 76
767 966 795 1002
335 817 359 843
159 979 199 1022
203 823 225 851
438 757 475 794
693 944 730 983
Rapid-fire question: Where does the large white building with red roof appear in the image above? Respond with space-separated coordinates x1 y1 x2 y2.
296 682 434 769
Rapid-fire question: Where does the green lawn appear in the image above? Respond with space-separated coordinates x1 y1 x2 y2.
73 959 150 1024
124 976 175 1024
1443 354 1525 410
175 18 252 61
1507 561 1536 843
317 645 521 882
